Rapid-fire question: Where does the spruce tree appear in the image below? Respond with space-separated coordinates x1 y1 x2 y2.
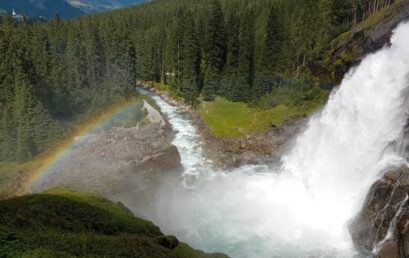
179 11 200 106
201 0 226 101
14 70 35 161
237 8 255 102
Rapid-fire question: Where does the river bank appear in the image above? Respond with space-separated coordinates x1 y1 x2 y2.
137 81 307 169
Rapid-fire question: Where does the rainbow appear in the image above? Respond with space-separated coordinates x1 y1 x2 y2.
20 96 142 195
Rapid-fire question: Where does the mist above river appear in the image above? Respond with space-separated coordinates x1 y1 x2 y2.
138 23 409 258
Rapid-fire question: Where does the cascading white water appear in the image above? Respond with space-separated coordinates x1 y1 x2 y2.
137 89 213 187
143 23 409 258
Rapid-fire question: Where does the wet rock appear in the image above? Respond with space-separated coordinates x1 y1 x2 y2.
376 240 400 258
137 145 182 173
349 166 409 257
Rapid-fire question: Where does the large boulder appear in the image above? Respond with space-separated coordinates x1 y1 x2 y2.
137 145 182 174
349 167 409 257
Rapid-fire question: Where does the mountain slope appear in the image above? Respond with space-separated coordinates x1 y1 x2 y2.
0 188 228 258
0 0 147 19
0 0 84 19
68 0 147 13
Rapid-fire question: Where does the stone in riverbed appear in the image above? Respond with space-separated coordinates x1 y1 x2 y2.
137 145 182 174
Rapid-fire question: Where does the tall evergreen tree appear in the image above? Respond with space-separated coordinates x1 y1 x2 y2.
179 11 200 106
201 0 226 101
14 70 35 161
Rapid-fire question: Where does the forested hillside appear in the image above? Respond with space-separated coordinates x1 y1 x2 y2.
0 0 397 162
0 15 136 161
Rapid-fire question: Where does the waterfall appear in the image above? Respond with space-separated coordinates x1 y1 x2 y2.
145 22 409 258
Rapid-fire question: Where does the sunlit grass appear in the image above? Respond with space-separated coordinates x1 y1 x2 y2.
198 95 325 138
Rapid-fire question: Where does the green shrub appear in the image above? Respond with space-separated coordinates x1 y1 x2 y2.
251 75 325 110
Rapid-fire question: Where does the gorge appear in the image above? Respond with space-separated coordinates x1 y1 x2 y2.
25 22 409 258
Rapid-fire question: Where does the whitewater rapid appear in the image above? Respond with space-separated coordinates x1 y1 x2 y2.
136 89 213 187
140 23 409 258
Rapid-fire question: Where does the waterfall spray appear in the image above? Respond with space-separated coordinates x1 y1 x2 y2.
148 22 409 257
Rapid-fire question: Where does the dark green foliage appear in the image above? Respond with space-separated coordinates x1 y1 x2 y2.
175 10 201 106
0 0 396 161
201 0 226 101
251 76 323 109
0 189 213 258
237 8 255 97
262 5 283 72
0 14 136 162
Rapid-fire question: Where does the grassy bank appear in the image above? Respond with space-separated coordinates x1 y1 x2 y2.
0 188 221 258
197 95 326 138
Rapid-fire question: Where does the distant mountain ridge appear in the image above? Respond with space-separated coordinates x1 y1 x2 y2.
0 0 83 19
0 0 147 19
68 0 147 13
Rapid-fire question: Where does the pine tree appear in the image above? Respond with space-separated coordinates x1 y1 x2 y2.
262 6 283 72
201 0 226 101
236 7 255 102
224 5 240 72
179 11 200 106
14 70 35 161
85 21 105 89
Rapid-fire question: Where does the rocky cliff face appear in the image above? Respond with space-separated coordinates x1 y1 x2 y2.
349 167 409 258
322 0 409 83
